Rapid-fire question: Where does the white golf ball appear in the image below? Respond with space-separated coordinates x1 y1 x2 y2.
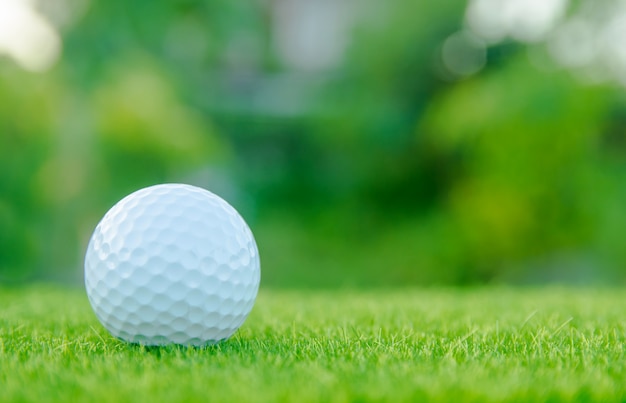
84 183 260 346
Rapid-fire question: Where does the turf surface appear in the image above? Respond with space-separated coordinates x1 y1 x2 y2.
1 286 625 402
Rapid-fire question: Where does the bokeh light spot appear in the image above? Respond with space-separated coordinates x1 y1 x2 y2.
0 0 61 72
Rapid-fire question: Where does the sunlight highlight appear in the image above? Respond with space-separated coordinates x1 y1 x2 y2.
0 0 61 72
466 0 567 43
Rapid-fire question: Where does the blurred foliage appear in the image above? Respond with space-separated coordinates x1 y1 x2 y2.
1 0 625 286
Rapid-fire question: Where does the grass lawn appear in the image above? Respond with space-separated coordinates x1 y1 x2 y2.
1 286 625 402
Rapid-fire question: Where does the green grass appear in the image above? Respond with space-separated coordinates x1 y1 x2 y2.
1 286 625 402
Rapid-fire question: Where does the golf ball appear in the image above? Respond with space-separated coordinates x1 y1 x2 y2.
84 183 260 346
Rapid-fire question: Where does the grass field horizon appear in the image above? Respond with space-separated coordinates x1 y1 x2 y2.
1 285 625 402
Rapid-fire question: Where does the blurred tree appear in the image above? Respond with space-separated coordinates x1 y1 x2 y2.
0 66 59 281
1 0 626 286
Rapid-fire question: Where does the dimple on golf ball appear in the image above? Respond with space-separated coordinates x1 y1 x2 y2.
84 183 260 346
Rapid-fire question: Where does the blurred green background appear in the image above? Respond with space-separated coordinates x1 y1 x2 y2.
1 0 625 287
